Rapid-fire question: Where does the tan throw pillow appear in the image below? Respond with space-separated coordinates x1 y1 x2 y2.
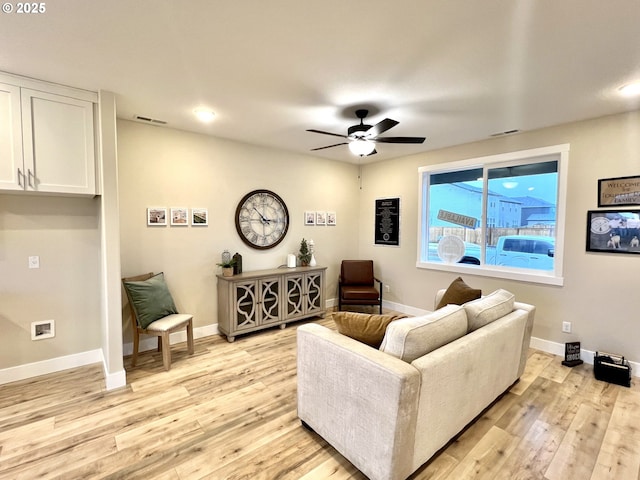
436 277 481 310
333 311 407 348
463 289 515 332
379 305 468 363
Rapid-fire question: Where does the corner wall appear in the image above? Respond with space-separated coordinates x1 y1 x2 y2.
116 120 361 341
359 110 640 365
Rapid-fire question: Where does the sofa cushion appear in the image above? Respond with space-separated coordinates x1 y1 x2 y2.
333 311 408 348
463 289 515 332
435 276 481 310
380 305 468 363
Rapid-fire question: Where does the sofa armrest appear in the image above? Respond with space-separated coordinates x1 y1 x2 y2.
297 323 420 480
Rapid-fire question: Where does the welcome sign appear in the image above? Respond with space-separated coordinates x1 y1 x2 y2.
598 175 640 206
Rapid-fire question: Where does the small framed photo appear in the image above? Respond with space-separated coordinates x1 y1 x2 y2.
147 207 167 226
31 320 55 340
170 207 189 226
598 175 640 207
586 209 640 254
191 207 208 226
326 211 337 226
315 211 326 225
304 211 315 225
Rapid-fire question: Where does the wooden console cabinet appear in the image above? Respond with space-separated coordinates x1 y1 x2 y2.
217 266 326 342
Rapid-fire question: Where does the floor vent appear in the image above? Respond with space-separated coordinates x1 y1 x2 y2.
133 115 168 125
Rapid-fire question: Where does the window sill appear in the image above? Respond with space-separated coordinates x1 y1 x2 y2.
416 261 564 286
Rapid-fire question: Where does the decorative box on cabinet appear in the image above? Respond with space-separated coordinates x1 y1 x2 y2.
217 266 326 342
0 73 97 196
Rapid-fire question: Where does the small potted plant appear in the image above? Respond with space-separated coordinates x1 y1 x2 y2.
216 258 236 277
298 238 312 266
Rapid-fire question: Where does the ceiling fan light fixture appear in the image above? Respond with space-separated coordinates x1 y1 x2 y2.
619 82 640 97
348 139 375 156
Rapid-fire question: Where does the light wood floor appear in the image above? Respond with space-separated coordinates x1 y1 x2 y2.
1 314 638 480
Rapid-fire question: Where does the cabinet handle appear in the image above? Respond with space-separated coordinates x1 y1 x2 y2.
27 169 34 188
17 168 25 188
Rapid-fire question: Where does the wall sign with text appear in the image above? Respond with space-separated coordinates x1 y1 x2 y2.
598 175 640 206
375 197 400 246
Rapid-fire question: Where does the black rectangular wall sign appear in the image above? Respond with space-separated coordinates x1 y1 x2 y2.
375 197 400 246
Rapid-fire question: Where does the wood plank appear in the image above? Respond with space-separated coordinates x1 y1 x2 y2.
544 403 611 480
590 388 640 480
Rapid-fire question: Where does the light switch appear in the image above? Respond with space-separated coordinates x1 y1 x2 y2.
28 256 40 269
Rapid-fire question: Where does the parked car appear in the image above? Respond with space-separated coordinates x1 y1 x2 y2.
428 235 555 271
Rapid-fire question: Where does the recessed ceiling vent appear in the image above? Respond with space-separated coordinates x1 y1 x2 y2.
490 129 520 137
133 115 168 125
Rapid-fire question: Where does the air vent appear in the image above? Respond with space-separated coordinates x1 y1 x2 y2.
490 129 520 137
133 115 168 125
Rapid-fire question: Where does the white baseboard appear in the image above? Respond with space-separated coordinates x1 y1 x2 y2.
530 336 638 378
0 349 103 386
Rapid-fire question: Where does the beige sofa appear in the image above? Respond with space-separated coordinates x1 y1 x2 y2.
297 288 535 480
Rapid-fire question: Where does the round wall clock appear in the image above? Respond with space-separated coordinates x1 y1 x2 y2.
235 189 289 249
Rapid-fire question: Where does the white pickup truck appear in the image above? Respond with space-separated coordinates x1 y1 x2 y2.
429 235 555 270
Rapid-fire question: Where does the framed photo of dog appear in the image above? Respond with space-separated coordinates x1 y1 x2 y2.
586 209 640 254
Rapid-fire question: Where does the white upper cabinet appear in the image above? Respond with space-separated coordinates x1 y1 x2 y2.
0 74 97 196
21 89 96 195
0 83 24 191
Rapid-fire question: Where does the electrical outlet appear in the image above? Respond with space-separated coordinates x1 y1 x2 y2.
384 284 391 293
562 321 572 333
28 255 40 269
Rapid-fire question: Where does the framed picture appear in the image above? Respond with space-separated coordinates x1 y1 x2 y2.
375 197 401 246
147 207 167 226
315 211 326 225
586 209 640 254
304 211 315 225
170 207 189 226
191 207 208 226
598 175 640 206
326 211 337 226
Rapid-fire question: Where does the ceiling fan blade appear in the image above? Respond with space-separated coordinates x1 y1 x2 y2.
310 142 348 151
374 136 426 144
366 118 399 137
306 129 348 139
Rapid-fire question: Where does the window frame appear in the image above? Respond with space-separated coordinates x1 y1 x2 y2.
417 144 569 286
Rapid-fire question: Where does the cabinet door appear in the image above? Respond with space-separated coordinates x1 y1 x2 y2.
284 274 304 319
233 281 259 332
259 277 281 325
0 83 24 191
305 272 324 315
21 89 96 194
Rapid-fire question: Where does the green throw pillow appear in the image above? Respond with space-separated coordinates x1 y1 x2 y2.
123 272 178 329
436 277 482 310
333 311 408 348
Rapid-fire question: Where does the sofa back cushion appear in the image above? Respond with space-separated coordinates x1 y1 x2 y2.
380 305 468 363
463 289 515 332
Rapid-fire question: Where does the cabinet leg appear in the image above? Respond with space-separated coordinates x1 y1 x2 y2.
279 324 286 330
226 336 235 343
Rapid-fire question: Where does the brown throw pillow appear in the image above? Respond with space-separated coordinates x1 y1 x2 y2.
436 277 481 310
333 311 408 348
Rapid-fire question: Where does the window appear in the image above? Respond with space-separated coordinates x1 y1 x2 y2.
418 144 569 286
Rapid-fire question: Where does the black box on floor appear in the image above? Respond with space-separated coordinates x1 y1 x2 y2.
594 352 632 387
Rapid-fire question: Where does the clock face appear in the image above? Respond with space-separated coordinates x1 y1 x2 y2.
590 216 611 234
235 189 289 249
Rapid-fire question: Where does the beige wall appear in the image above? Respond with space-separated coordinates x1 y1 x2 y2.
0 195 102 369
3 109 639 374
117 120 361 339
358 110 640 363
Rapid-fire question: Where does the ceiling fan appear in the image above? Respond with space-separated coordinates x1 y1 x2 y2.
307 109 426 156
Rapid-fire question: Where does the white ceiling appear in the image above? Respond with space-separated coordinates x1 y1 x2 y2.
2 0 640 164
